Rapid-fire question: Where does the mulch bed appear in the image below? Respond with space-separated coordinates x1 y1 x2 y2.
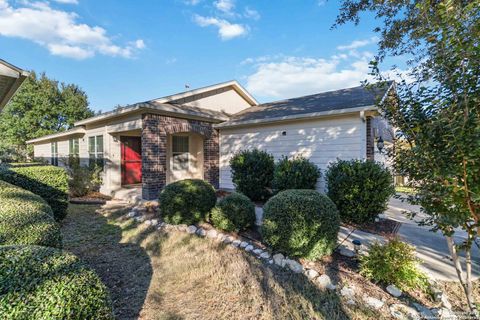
343 219 401 238
69 192 112 205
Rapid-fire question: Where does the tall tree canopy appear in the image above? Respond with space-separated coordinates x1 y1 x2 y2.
0 71 94 160
336 1 480 312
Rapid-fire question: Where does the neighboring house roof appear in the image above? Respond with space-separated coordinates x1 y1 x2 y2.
26 127 86 144
0 59 29 111
74 80 255 126
215 82 394 128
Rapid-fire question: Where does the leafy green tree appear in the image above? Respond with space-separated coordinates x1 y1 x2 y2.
0 71 94 160
336 1 480 312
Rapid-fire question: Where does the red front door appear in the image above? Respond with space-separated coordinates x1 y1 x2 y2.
121 136 142 185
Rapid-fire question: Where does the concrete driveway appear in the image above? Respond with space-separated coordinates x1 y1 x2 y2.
386 196 480 281
338 196 480 281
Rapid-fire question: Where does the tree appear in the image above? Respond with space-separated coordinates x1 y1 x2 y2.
336 1 480 313
0 72 94 160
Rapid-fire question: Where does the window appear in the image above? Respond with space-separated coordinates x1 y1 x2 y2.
51 142 58 166
172 136 189 171
69 138 79 156
88 135 104 167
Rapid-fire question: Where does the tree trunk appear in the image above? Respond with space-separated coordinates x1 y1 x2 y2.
446 236 477 312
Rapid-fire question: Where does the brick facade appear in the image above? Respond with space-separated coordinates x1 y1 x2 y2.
141 114 219 200
366 116 375 161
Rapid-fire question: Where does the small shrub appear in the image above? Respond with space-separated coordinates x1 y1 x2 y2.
325 159 395 224
0 180 61 248
0 164 69 221
66 156 103 197
360 238 428 291
230 149 275 201
210 192 255 232
261 189 340 260
160 179 217 225
0 245 113 319
272 156 320 192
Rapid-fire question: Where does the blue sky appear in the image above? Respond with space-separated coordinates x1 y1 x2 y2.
0 0 400 112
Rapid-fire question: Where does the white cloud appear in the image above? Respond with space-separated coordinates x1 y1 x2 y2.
194 14 247 40
244 7 260 20
0 0 144 59
184 0 201 5
52 0 79 4
337 36 379 51
214 0 234 14
244 50 376 99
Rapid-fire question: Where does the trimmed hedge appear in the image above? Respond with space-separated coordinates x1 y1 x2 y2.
0 245 113 319
0 180 61 248
272 156 320 192
262 190 340 260
210 192 255 232
159 179 217 225
230 149 274 201
0 164 69 221
325 159 395 224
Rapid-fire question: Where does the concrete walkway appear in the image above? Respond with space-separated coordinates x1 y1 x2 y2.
339 196 480 281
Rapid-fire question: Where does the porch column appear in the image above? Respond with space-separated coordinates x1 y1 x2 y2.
142 114 167 200
204 128 219 189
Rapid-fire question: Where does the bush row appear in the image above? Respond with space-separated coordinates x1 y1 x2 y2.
159 180 339 260
0 245 113 319
0 180 61 248
230 149 394 224
160 180 255 232
230 150 321 202
0 164 69 221
0 170 113 319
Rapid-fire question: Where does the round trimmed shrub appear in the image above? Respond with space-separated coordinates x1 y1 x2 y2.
159 179 217 225
229 149 274 201
325 159 395 224
210 192 255 232
261 190 340 260
0 245 113 319
0 180 61 248
272 156 320 192
0 164 69 221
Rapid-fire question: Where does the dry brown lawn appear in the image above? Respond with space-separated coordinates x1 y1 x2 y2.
61 203 389 320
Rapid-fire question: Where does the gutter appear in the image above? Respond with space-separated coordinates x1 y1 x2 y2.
74 104 228 127
0 59 30 110
26 127 86 144
214 105 379 129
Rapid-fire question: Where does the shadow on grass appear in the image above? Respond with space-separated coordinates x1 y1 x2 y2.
209 235 381 319
61 204 183 320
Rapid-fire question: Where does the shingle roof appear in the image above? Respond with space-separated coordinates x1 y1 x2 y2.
217 82 393 128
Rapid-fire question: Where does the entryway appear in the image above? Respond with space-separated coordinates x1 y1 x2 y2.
121 136 142 185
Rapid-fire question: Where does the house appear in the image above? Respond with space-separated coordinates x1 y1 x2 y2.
27 80 394 200
0 59 29 111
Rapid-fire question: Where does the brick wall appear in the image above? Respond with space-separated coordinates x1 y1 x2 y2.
141 114 219 200
366 116 375 161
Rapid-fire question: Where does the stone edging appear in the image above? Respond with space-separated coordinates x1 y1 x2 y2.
123 204 457 320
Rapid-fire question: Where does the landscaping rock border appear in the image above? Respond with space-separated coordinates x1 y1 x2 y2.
123 202 441 316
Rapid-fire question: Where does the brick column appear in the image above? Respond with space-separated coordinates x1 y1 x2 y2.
366 116 375 161
142 114 167 200
204 128 219 189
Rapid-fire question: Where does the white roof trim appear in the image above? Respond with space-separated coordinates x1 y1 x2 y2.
153 80 258 106
0 59 30 110
26 127 86 144
75 102 229 126
74 80 252 126
214 106 379 129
